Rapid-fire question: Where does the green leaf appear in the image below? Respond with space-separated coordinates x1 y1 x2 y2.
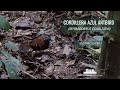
0 16 10 31
74 40 82 48
0 61 3 69
4 41 19 51
0 50 20 66
0 50 21 79
0 50 12 59
2 60 20 79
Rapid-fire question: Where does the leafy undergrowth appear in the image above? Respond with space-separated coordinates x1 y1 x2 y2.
0 11 108 79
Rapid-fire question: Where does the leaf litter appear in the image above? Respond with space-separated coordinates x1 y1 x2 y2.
0 11 108 79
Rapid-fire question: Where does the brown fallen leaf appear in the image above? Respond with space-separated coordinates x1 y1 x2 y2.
1 73 8 79
45 64 54 76
66 60 76 67
54 60 64 66
14 17 34 30
63 45 71 56
41 55 50 62
14 30 32 37
19 42 32 53
74 11 83 15
41 11 47 15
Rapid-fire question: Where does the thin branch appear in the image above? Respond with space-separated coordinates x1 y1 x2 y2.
41 73 51 79
21 70 37 79
32 63 40 75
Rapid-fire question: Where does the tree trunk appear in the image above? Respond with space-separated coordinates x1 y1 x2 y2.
97 11 120 79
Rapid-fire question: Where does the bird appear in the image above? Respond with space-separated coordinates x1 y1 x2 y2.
30 35 51 51
19 35 51 52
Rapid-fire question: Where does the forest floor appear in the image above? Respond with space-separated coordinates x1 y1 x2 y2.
0 11 107 79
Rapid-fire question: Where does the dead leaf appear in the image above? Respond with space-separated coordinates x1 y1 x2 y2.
56 54 66 59
74 11 83 15
1 73 8 79
31 15 42 24
38 29 46 35
45 64 54 76
63 45 71 56
51 35 56 42
66 60 75 67
55 46 61 52
14 17 34 30
14 30 32 37
19 42 32 53
54 60 64 66
41 55 50 62
41 11 47 15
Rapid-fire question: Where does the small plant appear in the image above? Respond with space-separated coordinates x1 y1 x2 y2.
0 16 10 31
0 15 21 79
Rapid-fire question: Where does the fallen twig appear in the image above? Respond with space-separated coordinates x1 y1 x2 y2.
32 63 41 75
41 73 51 79
21 70 37 79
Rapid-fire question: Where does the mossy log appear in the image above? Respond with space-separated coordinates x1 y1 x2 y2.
97 11 120 79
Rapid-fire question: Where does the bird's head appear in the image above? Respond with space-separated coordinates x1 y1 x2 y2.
44 35 51 44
